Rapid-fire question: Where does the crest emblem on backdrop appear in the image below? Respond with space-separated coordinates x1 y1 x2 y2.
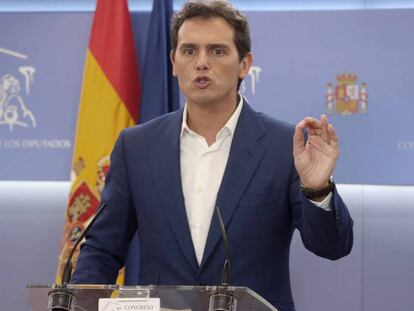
326 73 368 115
0 47 37 131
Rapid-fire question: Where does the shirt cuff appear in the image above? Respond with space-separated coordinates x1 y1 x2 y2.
308 192 333 211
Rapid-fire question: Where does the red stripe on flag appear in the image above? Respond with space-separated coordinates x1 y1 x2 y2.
89 0 140 122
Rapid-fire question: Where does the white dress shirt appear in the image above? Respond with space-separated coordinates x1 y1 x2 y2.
180 97 243 264
180 96 331 265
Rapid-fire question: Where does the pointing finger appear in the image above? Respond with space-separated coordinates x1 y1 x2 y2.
319 114 330 143
328 124 339 146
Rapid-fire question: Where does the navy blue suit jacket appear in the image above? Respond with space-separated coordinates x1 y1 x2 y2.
73 101 353 311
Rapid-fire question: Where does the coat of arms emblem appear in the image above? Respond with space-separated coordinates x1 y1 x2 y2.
326 73 367 115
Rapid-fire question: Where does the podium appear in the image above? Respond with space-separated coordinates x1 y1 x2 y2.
27 284 278 311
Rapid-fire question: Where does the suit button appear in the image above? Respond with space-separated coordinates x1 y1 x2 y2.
334 214 340 224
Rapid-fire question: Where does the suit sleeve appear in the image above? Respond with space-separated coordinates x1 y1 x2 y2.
72 130 138 284
289 165 354 260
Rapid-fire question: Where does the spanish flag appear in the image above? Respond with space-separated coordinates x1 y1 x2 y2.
56 0 140 284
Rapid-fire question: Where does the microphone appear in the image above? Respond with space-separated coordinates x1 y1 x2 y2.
62 201 107 284
48 202 107 311
208 205 237 311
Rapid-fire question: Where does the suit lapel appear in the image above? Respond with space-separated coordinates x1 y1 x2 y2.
200 101 266 268
149 109 199 273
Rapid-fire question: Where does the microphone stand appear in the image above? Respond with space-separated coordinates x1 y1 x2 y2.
48 202 107 311
208 206 237 311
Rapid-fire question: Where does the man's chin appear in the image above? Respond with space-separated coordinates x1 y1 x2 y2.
187 93 216 106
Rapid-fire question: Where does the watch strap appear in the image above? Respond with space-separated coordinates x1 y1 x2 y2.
300 177 335 199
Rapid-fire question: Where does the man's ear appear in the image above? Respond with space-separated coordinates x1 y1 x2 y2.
170 50 177 76
238 52 253 79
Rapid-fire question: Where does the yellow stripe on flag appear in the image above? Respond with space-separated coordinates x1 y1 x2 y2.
70 50 135 193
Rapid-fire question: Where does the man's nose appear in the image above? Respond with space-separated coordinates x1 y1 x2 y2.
195 52 209 71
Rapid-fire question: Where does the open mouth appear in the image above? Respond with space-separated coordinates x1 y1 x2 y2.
193 76 211 89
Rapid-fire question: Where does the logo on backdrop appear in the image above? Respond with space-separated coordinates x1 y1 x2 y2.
0 47 36 131
397 141 414 150
240 66 262 96
326 73 368 115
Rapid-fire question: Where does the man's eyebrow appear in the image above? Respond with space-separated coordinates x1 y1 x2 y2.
178 43 197 49
178 43 230 50
206 43 230 49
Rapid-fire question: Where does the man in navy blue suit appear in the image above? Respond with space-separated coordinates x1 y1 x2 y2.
73 1 353 310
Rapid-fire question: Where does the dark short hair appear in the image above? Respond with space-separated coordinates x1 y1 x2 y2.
171 0 251 61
